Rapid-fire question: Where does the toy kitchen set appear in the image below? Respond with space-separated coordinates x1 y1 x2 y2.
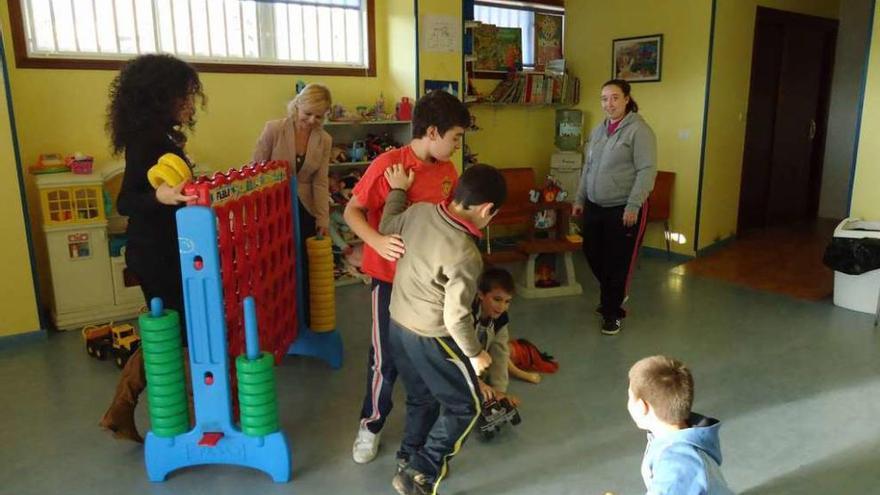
33 155 143 329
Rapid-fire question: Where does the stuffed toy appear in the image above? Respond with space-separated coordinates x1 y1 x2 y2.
329 146 349 164
534 209 557 230
329 172 360 206
529 175 564 203
535 254 560 288
509 338 559 374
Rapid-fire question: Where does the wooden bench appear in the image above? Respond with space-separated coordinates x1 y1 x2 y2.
483 167 537 264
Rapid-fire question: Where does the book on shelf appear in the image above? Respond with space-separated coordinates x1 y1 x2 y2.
547 58 565 75
478 71 580 105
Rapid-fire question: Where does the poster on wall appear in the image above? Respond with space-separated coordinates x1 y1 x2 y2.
424 80 459 97
612 34 663 82
473 25 523 72
534 13 563 70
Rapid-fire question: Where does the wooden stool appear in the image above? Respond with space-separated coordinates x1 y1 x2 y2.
515 202 583 299
517 239 583 298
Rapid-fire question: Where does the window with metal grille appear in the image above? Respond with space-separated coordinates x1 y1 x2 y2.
10 0 375 75
474 0 563 68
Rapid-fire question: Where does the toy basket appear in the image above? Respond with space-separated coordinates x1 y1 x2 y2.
68 156 94 175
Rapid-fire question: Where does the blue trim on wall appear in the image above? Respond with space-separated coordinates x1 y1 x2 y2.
462 0 473 166
694 0 717 253
462 0 468 101
0 32 45 331
846 0 877 216
639 246 693 265
0 329 47 348
695 234 736 257
414 0 421 98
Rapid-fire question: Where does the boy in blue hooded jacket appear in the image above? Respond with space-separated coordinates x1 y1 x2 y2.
627 356 734 495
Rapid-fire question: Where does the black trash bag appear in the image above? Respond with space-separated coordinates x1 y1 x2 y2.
823 237 880 275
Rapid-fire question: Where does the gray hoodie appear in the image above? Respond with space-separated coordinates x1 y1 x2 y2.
641 413 735 495
575 111 657 214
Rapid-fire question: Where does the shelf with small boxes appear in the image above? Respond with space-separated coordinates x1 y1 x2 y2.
325 119 412 168
323 118 412 287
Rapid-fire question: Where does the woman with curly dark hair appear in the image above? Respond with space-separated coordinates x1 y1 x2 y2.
100 54 204 442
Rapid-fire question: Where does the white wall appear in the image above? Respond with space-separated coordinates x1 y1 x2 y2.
819 0 873 218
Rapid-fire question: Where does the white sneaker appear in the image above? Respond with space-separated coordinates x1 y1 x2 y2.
352 424 381 464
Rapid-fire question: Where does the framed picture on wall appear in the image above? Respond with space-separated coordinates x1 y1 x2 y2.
612 34 663 82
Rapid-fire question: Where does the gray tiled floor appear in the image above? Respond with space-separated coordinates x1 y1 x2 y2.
2 256 879 494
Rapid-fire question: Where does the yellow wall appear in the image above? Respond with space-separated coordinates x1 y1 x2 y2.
851 1 880 218
465 76 557 178
1 1 415 170
417 0 462 98
0 0 415 307
416 0 464 168
0 32 40 336
699 0 840 249
566 0 713 254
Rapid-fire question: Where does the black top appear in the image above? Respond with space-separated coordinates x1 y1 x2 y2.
117 135 188 258
295 153 305 173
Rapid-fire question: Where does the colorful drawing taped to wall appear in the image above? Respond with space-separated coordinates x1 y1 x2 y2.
423 14 459 53
535 14 563 70
612 34 663 82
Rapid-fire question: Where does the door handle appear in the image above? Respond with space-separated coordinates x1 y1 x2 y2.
809 119 817 141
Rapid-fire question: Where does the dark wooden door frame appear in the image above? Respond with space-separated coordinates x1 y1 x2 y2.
738 7 838 233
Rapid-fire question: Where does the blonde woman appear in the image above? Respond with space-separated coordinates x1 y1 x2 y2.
254 83 333 236
253 83 333 319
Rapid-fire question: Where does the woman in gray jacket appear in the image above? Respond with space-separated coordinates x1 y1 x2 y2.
572 79 656 335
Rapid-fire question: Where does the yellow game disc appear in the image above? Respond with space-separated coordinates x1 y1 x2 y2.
147 153 192 188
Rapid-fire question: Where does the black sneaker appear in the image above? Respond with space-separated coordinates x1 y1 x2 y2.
596 306 627 318
601 318 621 335
392 466 434 495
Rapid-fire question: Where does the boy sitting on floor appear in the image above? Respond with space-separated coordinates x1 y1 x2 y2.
473 267 544 408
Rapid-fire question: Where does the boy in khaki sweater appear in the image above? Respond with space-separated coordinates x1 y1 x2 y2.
379 163 507 495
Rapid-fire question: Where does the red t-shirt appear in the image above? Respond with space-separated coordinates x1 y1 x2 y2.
352 145 458 283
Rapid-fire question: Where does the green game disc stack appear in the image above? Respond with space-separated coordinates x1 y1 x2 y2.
236 352 279 437
139 308 189 437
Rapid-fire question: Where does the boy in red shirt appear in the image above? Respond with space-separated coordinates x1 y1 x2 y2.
345 90 471 464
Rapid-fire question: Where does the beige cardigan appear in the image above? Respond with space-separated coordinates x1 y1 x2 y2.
252 117 332 230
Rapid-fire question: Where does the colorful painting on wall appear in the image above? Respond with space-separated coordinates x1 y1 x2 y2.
535 13 563 70
473 25 523 73
612 34 663 82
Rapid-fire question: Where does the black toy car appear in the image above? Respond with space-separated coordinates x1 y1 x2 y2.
477 397 521 440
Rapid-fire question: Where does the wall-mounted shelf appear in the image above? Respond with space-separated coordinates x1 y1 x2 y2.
467 102 573 108
324 120 412 289
325 120 411 126
324 121 412 167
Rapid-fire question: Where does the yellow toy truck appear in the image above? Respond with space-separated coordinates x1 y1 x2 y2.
82 322 141 368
